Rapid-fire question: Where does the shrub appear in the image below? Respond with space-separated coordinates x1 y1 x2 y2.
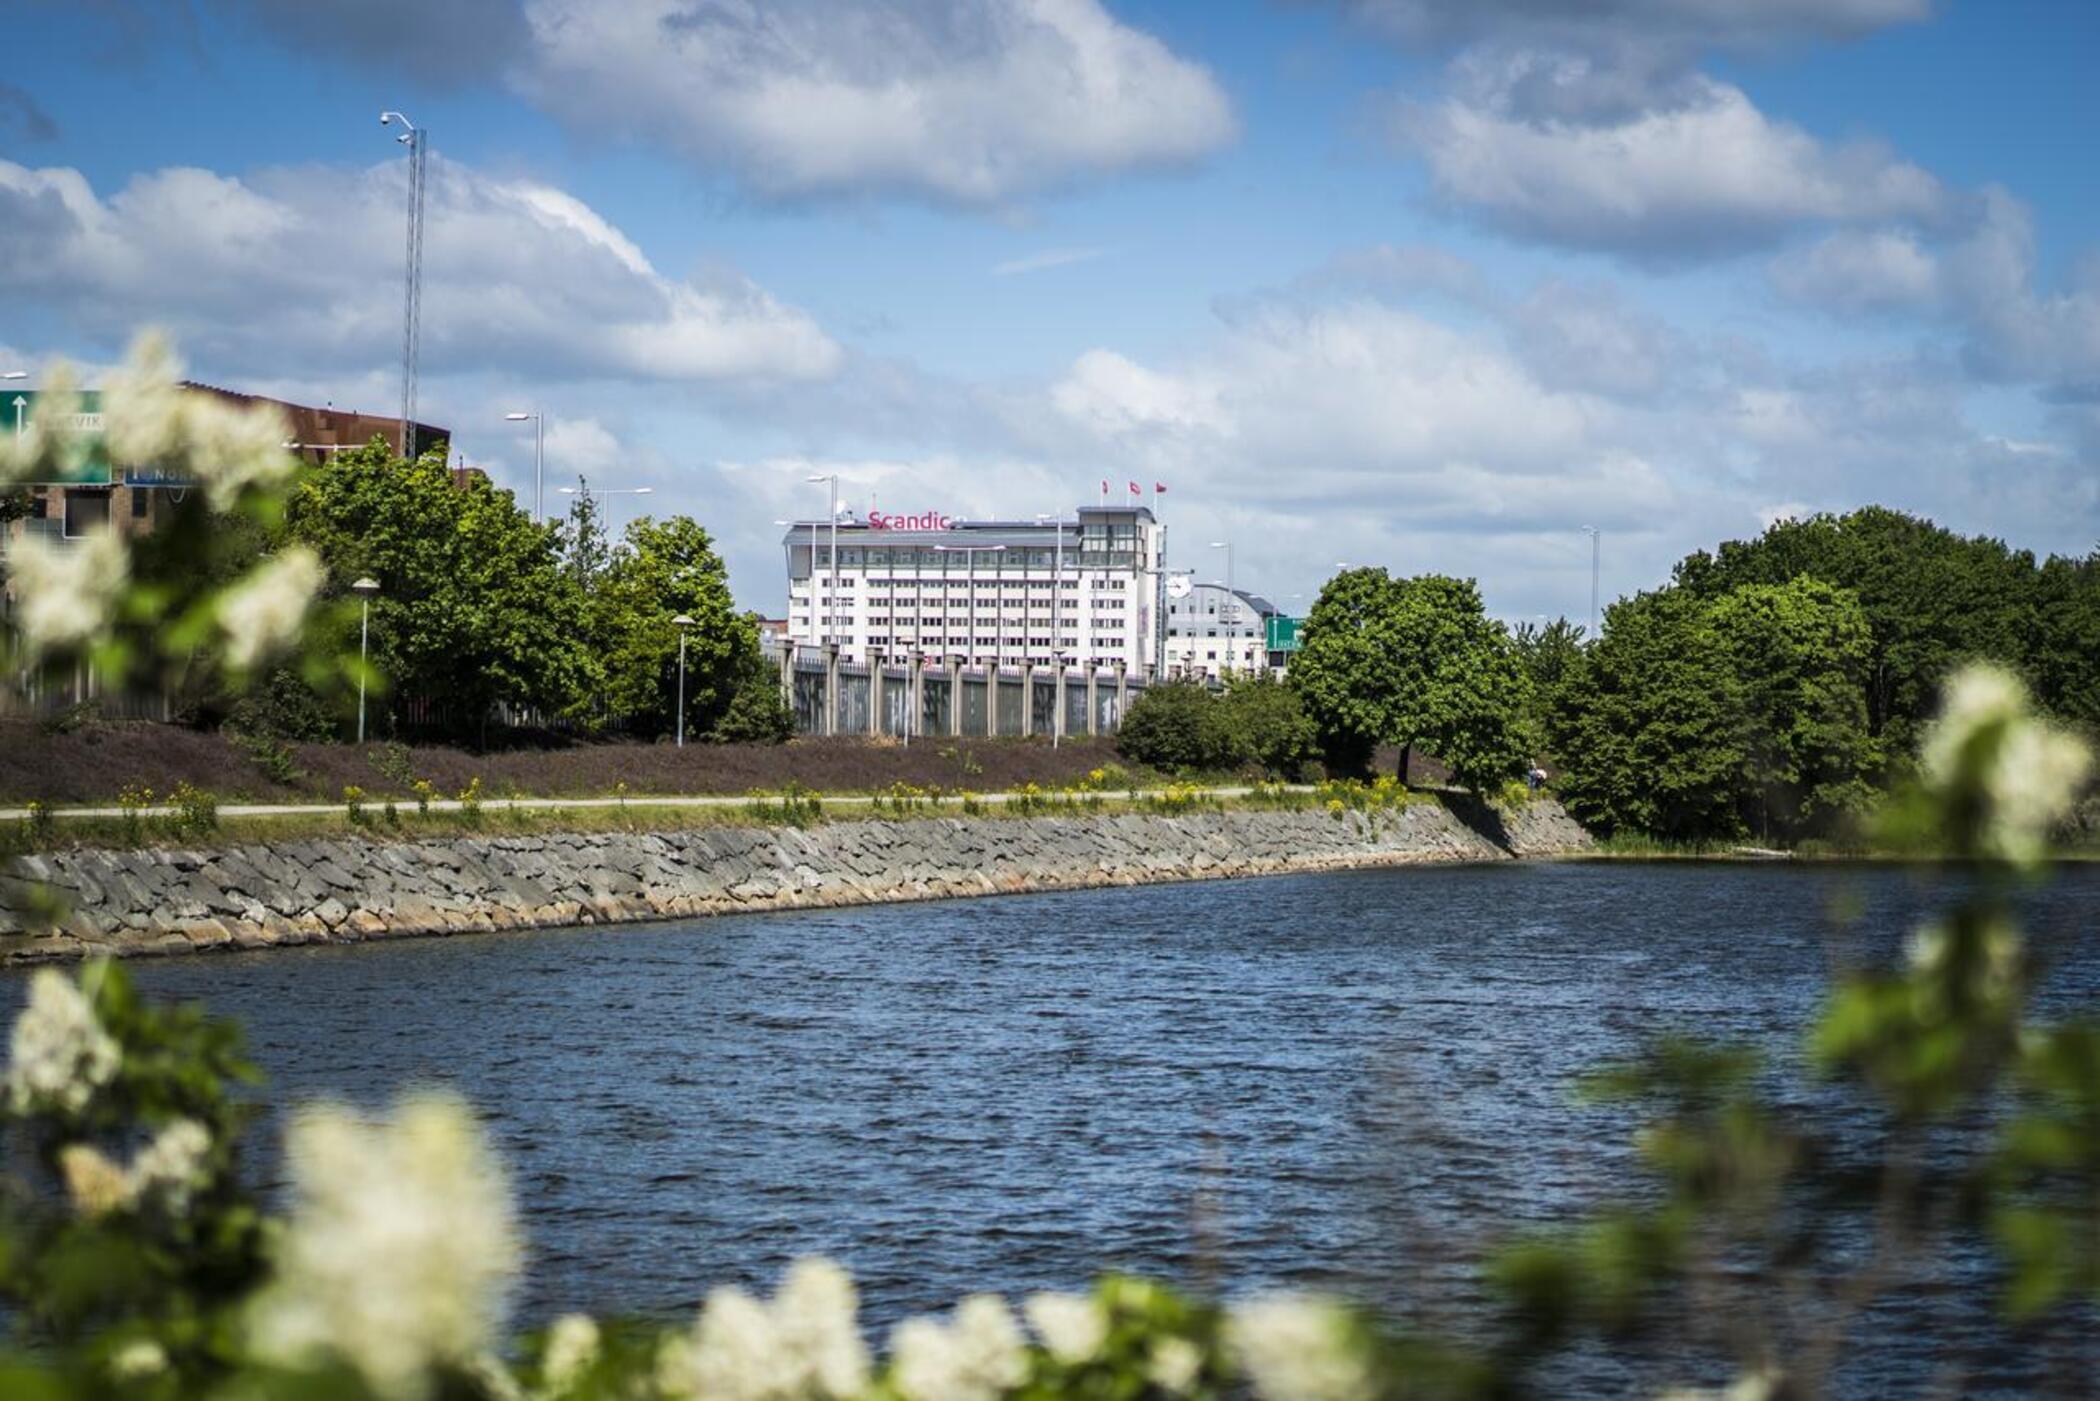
231 731 301 786
1116 683 1237 773
411 779 435 816
118 784 155 844
343 785 367 827
1216 674 1317 778
223 668 337 743
365 742 416 789
165 782 217 840
23 799 54 849
457 776 484 825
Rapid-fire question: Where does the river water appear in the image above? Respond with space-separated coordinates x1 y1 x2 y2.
6 860 2098 1392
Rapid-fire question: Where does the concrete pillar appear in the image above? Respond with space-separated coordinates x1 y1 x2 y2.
1052 656 1066 746
869 649 885 737
823 643 840 738
1113 661 1128 734
778 641 794 717
1085 666 1099 738
949 655 965 738
911 655 927 742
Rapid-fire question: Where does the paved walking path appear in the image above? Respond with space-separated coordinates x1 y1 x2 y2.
0 785 1303 823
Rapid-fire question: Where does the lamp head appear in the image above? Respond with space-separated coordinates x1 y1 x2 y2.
672 614 695 628
504 412 531 422
350 577 381 596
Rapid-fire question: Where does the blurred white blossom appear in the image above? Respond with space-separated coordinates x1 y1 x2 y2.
1227 1295 1375 1401
126 1117 213 1214
5 531 130 664
1146 1336 1204 1395
1920 664 2092 865
59 1144 132 1216
5 968 121 1116
539 1314 601 1396
890 1294 1028 1401
1022 1291 1107 1364
249 1091 520 1399
658 1256 868 1401
98 331 294 510
108 1339 170 1381
217 546 324 672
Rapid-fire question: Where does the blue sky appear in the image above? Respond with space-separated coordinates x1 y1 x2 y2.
5 0 2098 622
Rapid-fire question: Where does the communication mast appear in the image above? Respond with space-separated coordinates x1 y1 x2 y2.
380 111 426 459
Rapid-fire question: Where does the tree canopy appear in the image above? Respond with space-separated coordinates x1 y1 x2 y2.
1292 570 1531 790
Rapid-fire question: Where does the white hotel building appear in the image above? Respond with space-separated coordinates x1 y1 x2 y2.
782 504 1166 674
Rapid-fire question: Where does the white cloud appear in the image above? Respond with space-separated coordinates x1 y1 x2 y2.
515 0 1235 206
0 155 840 385
992 247 1107 277
1398 72 1943 257
1329 0 1929 51
543 417 625 478
1770 228 1941 313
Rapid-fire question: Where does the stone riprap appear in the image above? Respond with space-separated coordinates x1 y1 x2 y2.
0 801 1593 963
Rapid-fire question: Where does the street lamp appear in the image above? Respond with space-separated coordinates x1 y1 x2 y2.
1580 526 1601 642
504 411 546 522
1209 541 1236 677
1 371 25 380
350 577 381 744
673 613 695 748
557 483 653 534
806 474 840 649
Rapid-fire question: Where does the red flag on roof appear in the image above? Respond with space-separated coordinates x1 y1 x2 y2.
1128 480 1140 496
1154 482 1167 493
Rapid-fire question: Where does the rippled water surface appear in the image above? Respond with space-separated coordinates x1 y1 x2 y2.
7 861 2098 1391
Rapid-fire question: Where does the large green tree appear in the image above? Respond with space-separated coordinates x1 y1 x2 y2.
1292 570 1531 790
285 439 596 742
1673 508 2040 749
588 514 763 739
1548 589 1747 840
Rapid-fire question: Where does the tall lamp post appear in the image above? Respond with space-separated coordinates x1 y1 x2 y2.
672 613 694 747
1209 540 1236 677
1580 526 1601 641
557 483 654 535
379 111 426 460
351 577 380 743
504 411 545 521
806 474 840 647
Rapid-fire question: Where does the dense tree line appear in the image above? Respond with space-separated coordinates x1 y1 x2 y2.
263 439 788 747
1541 508 2099 841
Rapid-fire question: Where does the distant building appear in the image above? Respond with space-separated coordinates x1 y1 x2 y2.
781 504 1165 674
1163 582 1279 681
1 382 448 560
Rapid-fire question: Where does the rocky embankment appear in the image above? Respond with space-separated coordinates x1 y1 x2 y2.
0 801 1593 963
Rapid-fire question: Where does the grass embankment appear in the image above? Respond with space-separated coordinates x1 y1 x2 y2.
0 721 1134 805
0 777 1451 857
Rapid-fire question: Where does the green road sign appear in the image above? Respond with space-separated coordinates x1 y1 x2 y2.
6 390 114 485
1266 615 1303 652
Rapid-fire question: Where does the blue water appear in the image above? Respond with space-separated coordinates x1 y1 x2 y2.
6 860 2097 1393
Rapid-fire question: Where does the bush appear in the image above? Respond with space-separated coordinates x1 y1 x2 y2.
1216 674 1317 778
1116 683 1237 772
165 782 217 840
223 668 338 743
710 652 794 744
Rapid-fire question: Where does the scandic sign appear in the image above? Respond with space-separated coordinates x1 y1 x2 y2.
864 511 955 531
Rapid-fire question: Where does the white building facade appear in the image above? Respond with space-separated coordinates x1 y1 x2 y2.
1163 581 1277 681
782 505 1166 674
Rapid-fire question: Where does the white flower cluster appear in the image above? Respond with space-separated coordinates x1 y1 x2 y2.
4 530 130 665
218 546 325 672
56 1117 213 1217
658 1257 870 1401
889 1294 1029 1401
539 1313 601 1397
97 332 296 511
1920 665 2092 865
1226 1294 1376 1401
5 968 121 1116
249 1091 521 1400
1021 1291 1108 1364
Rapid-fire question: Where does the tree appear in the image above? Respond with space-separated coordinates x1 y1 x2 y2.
1708 578 1879 840
589 515 750 738
1216 673 1317 777
1292 570 1532 791
1290 568 1410 775
1674 508 2039 750
285 439 597 743
2031 550 2100 731
1549 589 1747 840
1116 682 1237 772
710 640 794 744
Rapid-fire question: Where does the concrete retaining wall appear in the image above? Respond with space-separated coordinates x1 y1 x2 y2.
0 801 1593 963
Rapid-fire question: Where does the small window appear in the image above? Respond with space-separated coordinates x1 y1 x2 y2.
130 488 149 519
63 490 112 538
